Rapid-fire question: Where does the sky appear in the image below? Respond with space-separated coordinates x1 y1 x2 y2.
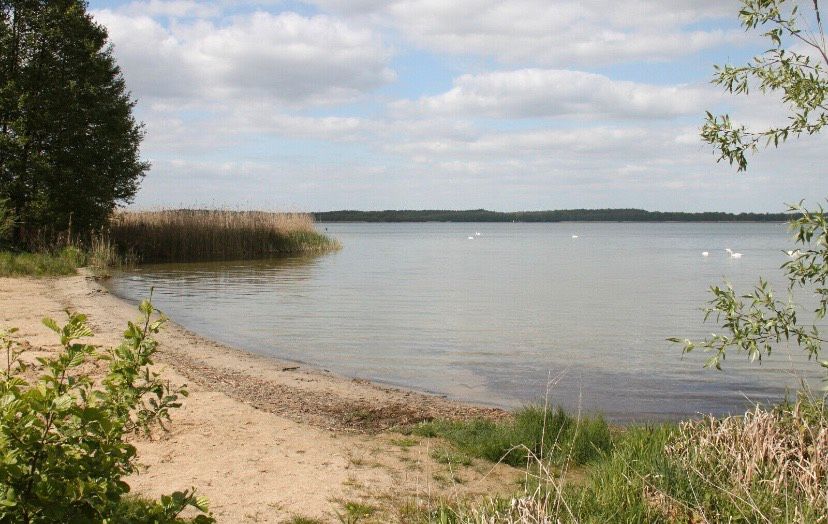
86 0 828 212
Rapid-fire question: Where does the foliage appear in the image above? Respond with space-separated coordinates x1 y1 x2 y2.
674 0 828 380
0 301 213 523
701 0 828 171
412 406 612 467
669 203 828 377
0 198 14 247
0 0 148 246
314 208 789 223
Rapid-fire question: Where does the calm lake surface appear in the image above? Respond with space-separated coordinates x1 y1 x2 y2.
107 222 824 422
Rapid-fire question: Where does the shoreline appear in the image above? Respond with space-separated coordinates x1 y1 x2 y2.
0 273 519 522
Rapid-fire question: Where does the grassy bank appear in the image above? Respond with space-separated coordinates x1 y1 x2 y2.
0 236 122 278
110 210 340 263
0 248 80 277
409 396 827 523
412 406 612 468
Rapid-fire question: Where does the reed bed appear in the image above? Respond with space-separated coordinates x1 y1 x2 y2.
109 210 340 263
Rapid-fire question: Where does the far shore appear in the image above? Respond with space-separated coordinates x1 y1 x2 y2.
0 272 520 522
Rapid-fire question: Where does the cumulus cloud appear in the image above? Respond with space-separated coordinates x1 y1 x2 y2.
310 0 745 65
122 0 220 18
94 9 394 105
88 0 827 212
392 69 713 119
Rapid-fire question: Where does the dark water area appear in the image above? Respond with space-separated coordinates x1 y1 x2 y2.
107 222 824 422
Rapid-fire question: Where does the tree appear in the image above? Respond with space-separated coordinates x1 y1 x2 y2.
0 0 148 247
701 0 828 172
673 0 828 380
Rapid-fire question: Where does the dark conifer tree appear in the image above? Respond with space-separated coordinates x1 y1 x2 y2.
0 0 147 245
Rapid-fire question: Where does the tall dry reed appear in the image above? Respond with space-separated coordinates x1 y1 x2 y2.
109 210 339 263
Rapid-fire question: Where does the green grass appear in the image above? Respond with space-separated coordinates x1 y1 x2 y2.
0 247 81 277
431 448 472 466
283 517 326 524
412 406 613 467
0 240 128 278
412 396 828 523
337 501 376 523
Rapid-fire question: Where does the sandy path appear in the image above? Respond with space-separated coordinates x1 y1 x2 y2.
0 274 520 523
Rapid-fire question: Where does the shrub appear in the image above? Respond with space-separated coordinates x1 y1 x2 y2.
0 198 13 247
0 300 213 523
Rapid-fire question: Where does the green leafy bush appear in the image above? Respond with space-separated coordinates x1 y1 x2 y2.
0 198 13 247
0 300 213 523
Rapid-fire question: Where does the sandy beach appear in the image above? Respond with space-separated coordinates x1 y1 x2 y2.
0 273 520 523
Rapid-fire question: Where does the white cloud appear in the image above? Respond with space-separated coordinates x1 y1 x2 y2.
310 0 745 65
94 9 395 105
123 0 220 18
392 69 712 119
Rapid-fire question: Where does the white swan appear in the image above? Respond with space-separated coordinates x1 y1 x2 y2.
725 248 743 258
572 235 579 239
468 236 474 240
787 250 802 258
475 232 481 236
702 251 709 257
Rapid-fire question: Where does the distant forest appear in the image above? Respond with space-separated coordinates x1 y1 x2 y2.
313 209 790 223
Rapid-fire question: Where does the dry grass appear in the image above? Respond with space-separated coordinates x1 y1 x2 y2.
109 210 339 263
665 396 828 521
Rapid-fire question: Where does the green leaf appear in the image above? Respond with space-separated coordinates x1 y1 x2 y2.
42 317 60 333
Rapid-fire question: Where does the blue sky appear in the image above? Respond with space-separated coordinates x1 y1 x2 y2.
87 0 828 212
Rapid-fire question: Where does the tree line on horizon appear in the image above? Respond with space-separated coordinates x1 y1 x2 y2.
313 208 791 223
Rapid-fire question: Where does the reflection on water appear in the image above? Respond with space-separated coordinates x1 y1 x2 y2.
107 222 823 422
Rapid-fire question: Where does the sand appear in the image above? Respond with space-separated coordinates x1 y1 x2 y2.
0 273 521 523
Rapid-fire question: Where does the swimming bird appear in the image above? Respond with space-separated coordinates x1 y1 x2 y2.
475 232 481 236
468 236 474 240
572 235 579 239
702 251 709 257
725 248 743 258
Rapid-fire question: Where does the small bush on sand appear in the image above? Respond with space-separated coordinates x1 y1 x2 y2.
0 300 213 523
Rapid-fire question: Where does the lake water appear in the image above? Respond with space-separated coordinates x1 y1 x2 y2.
107 222 824 422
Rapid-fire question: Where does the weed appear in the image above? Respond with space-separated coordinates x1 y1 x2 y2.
431 448 472 467
336 501 375 523
391 437 419 448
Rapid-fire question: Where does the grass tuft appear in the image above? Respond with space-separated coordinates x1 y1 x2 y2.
413 406 612 467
